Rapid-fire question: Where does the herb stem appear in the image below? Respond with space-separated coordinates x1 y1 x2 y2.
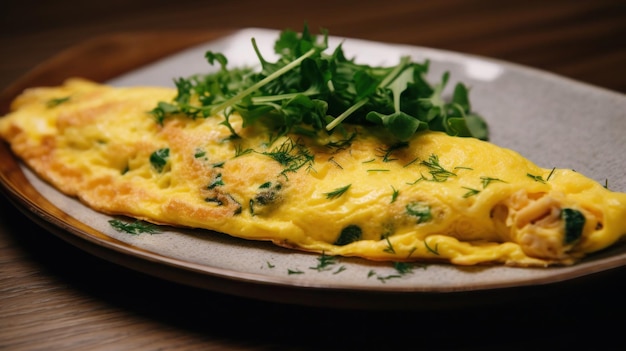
326 98 369 130
210 47 317 115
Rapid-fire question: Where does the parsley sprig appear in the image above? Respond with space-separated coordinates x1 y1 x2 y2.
152 25 488 142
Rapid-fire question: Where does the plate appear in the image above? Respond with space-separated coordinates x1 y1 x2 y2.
2 28 626 309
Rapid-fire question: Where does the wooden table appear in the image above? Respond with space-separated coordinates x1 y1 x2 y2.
1 1 625 349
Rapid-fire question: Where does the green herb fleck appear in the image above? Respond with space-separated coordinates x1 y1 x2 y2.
377 142 409 162
562 208 585 244
234 144 253 158
480 176 506 188
288 269 304 275
406 201 432 223
324 184 351 199
383 236 396 254
333 266 347 274
334 225 362 246
205 197 223 206
262 138 314 177
149 148 170 173
46 96 70 108
109 219 161 235
374 261 417 283
462 187 480 198
207 173 224 189
390 186 400 203
393 261 414 274
194 149 207 158
527 173 546 183
367 169 390 173
424 240 440 255
419 154 456 182
547 167 556 181
309 252 338 272
325 132 356 150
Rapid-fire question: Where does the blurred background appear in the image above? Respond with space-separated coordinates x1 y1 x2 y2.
1 0 625 93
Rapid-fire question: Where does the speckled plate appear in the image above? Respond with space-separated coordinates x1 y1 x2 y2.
1 28 625 309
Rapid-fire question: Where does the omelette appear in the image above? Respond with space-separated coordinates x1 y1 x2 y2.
1 78 625 267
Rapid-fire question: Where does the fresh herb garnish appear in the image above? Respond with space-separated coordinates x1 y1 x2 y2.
406 201 432 223
527 173 547 183
562 208 585 244
372 261 419 283
309 252 338 271
262 137 314 177
207 173 224 189
383 236 396 254
151 25 488 142
424 240 440 255
109 219 161 235
194 149 207 158
149 148 170 173
390 186 400 203
546 167 556 181
377 142 409 162
324 184 351 199
480 176 506 188
46 96 71 108
334 225 362 245
419 154 456 182
462 187 480 198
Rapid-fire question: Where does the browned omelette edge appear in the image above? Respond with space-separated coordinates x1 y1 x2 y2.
1 31 626 309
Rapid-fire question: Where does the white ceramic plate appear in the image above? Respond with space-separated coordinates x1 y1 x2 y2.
3 28 626 308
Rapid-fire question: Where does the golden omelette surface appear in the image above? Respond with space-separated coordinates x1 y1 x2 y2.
1 78 626 267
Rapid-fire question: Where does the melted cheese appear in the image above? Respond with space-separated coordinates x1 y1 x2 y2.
2 78 625 267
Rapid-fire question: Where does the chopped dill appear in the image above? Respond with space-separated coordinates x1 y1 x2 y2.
262 138 314 177
207 173 224 189
234 144 253 158
377 142 409 162
480 176 506 188
328 157 343 169
425 240 440 255
546 167 556 181
46 96 70 108
309 252 338 272
419 154 456 182
367 169 390 173
462 187 480 198
527 173 546 183
333 266 347 274
390 186 399 203
383 236 396 254
324 184 351 199
403 157 419 168
109 219 161 235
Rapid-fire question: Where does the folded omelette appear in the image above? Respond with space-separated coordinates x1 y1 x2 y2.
1 78 625 266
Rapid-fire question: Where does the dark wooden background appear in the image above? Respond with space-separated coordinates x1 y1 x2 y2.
1 1 625 350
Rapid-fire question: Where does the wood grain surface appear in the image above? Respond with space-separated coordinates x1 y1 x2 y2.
1 1 625 350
